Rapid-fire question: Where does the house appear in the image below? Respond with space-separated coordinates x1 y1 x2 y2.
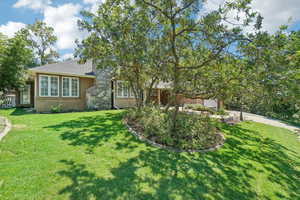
15 60 216 112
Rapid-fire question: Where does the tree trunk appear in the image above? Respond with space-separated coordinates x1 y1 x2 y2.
145 78 158 106
218 100 224 110
170 15 180 136
240 110 244 121
240 101 244 121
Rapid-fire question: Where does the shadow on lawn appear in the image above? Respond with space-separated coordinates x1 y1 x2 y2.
45 112 139 153
9 108 33 116
49 113 299 199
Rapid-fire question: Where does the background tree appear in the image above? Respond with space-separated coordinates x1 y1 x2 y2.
21 20 59 65
0 33 7 58
0 32 34 93
231 28 300 121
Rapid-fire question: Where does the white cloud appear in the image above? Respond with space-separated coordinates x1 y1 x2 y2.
61 53 74 60
83 0 99 3
13 0 52 11
202 0 300 33
202 0 224 14
43 3 88 50
0 21 26 38
251 0 300 32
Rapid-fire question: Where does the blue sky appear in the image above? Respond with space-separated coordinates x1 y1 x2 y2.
1 0 300 60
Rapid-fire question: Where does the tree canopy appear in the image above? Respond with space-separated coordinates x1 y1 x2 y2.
76 0 262 124
21 20 59 65
0 32 34 93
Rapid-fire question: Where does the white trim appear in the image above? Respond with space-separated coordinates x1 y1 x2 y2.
62 77 80 98
39 75 59 97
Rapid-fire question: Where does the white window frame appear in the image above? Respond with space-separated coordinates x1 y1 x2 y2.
116 81 135 98
39 75 59 97
62 77 80 98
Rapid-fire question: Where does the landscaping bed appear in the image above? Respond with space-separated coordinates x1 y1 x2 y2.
125 107 225 151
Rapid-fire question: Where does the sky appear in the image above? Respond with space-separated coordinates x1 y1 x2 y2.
1 0 300 60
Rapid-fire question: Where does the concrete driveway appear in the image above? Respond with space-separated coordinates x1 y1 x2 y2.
229 111 300 141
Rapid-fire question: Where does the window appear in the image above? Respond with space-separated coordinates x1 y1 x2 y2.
20 84 31 104
71 78 79 97
63 78 70 97
39 75 59 97
62 77 79 97
50 77 59 96
116 81 135 98
40 76 48 96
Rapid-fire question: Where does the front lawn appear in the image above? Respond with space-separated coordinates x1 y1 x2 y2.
0 109 299 200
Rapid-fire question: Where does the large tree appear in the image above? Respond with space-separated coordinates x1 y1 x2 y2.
21 20 59 65
77 0 260 132
133 0 258 130
0 33 34 93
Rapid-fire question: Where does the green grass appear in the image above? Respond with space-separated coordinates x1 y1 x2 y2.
0 108 299 200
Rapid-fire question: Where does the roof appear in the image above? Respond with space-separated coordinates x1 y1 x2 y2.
29 60 95 78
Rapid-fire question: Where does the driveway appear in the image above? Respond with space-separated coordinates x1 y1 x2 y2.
229 111 300 140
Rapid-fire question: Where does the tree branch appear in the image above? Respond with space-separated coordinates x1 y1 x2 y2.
172 0 197 17
139 0 171 19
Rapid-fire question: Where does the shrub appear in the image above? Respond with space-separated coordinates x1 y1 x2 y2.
125 107 221 150
50 104 62 113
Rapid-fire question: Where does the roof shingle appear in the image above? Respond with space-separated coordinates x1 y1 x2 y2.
29 60 95 77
